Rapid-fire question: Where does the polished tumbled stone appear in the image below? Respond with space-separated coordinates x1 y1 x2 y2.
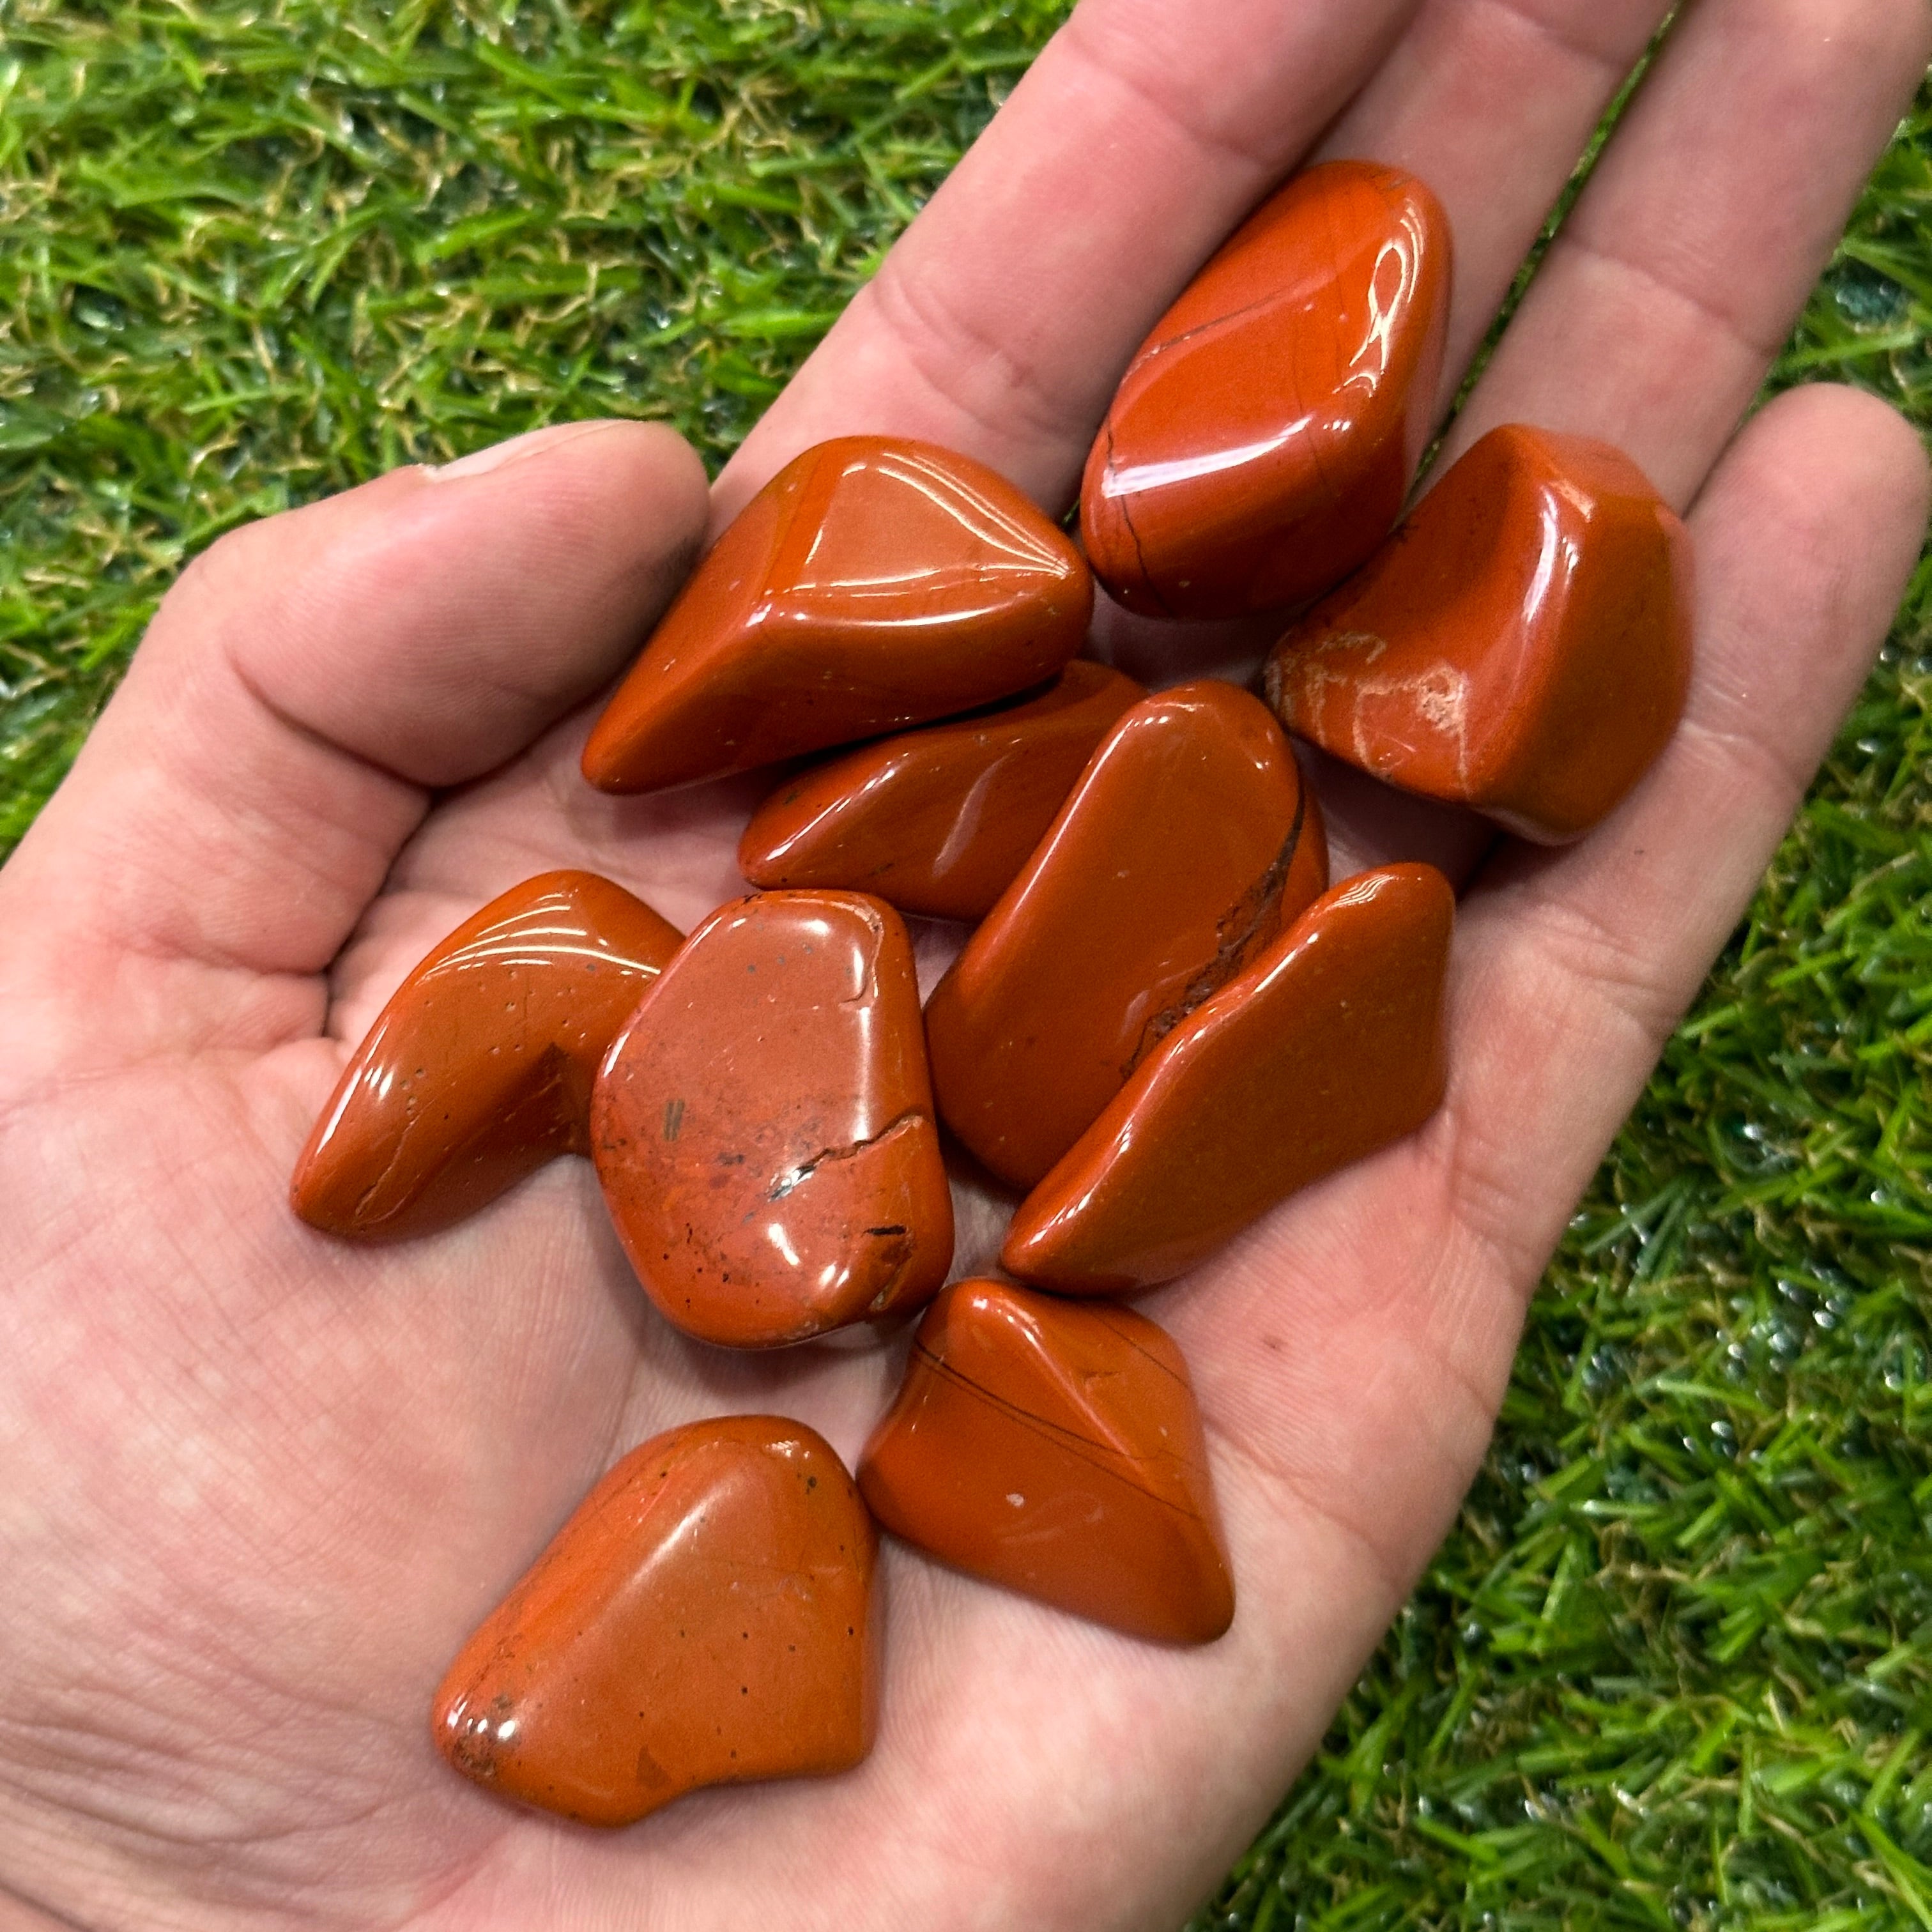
433 1416 877 1827
1082 160 1450 622
1264 424 1694 843
925 680 1327 1192
583 436 1093 794
737 661 1145 922
1002 864 1453 1295
291 870 681 1240
592 890 953 1347
860 1278 1234 1644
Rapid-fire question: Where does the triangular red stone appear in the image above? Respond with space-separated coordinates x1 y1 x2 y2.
582 437 1091 793
860 1279 1233 1643
434 1417 876 1826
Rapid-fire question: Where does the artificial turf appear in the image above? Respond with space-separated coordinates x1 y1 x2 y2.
1 4 1929 1926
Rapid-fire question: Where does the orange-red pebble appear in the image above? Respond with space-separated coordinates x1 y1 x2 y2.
860 1280 1234 1643
1082 160 1450 620
433 1416 876 1827
737 661 1144 921
291 871 680 1240
1002 864 1453 1295
924 680 1326 1192
583 436 1092 793
592 891 953 1347
1265 424 1694 842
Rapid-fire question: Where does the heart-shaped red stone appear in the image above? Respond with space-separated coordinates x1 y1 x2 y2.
290 870 681 1240
1264 424 1694 843
582 436 1092 794
860 1279 1234 1644
924 680 1327 1192
737 661 1145 921
1081 160 1450 622
592 890 953 1347
1001 863 1453 1295
433 1416 877 1827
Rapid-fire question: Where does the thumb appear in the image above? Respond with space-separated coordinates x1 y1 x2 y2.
0 420 708 1068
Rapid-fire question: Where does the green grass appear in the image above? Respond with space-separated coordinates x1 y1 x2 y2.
2 5 1929 1926
0 0 1062 841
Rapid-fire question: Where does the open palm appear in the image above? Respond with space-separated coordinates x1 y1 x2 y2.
2 1 1928 1927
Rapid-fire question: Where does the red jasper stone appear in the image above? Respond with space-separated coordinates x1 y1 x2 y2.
433 1415 877 1827
1001 864 1453 1296
1264 424 1694 843
592 891 953 1347
924 680 1327 1193
1081 160 1450 622
736 661 1146 922
290 871 681 1241
581 436 1093 794
859 1280 1234 1644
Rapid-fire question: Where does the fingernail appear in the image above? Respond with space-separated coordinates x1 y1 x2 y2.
424 420 622 480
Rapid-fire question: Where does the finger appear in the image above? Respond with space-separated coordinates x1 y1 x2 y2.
1445 0 1932 503
0 422 709 1068
1129 385 1928 1890
1448 382 1929 1312
714 0 1422 522
1303 0 1922 882
1317 0 1676 402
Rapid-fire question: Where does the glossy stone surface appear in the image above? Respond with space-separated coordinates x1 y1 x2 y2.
433 1415 876 1827
1264 425 1694 843
1267 419 1692 842
924 680 1327 1192
859 1280 1234 1644
291 871 681 1241
1081 160 1450 622
737 661 1145 921
592 891 953 1347
1002 864 1453 1295
582 436 1093 794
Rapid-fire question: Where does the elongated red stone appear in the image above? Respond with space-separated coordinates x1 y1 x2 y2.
924 681 1327 1192
433 1416 877 1827
581 436 1092 794
290 871 681 1241
1002 864 1452 1295
1264 424 1694 843
859 1280 1234 1644
592 891 953 1347
1081 160 1450 622
737 661 1146 921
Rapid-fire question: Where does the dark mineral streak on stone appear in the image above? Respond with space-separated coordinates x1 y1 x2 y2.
1002 864 1455 1296
860 1282 1234 1643
1127 780 1316 1075
926 681 1327 1192
594 891 953 1347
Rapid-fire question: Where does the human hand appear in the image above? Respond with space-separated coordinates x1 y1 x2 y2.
1 0 1926 1926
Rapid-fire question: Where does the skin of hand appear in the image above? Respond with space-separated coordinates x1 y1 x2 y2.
1 0 1929 1926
